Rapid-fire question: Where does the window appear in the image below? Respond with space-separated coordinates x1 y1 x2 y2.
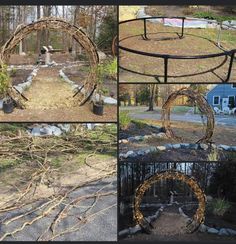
213 96 220 105
232 84 236 89
229 96 235 108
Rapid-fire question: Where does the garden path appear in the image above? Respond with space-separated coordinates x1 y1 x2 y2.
152 205 187 236
126 204 236 241
24 66 75 109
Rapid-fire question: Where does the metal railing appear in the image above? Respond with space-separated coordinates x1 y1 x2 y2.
119 17 236 83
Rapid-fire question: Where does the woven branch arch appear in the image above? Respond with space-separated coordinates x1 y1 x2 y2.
161 87 215 143
0 17 99 106
134 170 206 234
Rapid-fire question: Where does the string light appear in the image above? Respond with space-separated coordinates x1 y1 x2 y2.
133 170 206 233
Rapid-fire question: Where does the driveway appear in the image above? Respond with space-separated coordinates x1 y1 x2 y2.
123 107 236 127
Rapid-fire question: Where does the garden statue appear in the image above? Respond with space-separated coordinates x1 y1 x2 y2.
42 46 51 65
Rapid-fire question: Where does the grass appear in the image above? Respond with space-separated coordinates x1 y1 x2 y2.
185 24 236 47
207 198 231 217
131 119 148 129
0 123 26 135
121 23 143 36
0 158 22 170
171 105 201 114
120 105 200 114
193 11 236 22
120 111 132 130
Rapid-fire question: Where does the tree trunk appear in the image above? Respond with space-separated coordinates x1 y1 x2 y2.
42 6 51 46
36 5 41 53
148 84 156 111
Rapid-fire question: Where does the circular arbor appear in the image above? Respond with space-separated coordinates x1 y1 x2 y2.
0 17 99 105
161 87 215 143
134 170 206 234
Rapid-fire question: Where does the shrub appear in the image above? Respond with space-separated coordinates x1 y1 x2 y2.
0 66 10 98
208 198 231 217
120 111 131 130
105 58 117 80
207 148 219 161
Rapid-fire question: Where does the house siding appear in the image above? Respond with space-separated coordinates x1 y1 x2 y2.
206 84 236 109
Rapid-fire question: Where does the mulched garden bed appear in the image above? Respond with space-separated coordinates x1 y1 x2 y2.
10 69 33 86
120 121 161 139
184 204 236 230
64 65 117 98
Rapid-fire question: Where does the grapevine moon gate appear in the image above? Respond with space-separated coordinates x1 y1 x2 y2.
0 17 99 105
134 170 206 233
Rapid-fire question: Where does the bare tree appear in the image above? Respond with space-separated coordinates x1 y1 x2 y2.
147 84 157 111
36 5 41 53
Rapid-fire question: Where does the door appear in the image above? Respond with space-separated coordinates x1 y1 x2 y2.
222 98 229 109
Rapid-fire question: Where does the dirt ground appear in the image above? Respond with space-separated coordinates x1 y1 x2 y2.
120 119 236 146
64 65 117 98
0 103 116 122
119 119 236 161
124 227 236 242
2 58 117 122
10 69 33 86
8 53 75 65
119 16 236 83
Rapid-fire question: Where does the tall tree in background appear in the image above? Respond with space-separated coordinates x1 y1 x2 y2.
96 6 117 53
147 84 157 111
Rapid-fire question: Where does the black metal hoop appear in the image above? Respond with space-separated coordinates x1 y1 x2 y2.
119 17 236 83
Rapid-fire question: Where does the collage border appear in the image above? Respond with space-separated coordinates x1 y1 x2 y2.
0 1 235 243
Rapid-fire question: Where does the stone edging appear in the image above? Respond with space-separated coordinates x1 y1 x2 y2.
179 206 236 237
13 66 39 94
118 205 164 238
119 132 236 159
119 143 236 159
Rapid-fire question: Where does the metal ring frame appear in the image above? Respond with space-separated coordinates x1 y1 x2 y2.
119 17 236 83
134 170 206 234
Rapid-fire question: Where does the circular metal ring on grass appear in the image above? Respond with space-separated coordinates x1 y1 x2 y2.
161 87 215 143
119 17 236 83
0 17 99 106
134 170 206 234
